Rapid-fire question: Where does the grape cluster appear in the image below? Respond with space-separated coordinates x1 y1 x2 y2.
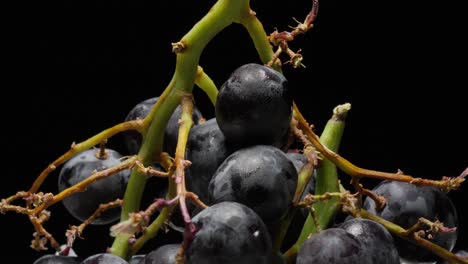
31 62 464 264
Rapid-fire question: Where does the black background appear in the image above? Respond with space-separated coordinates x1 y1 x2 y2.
1 0 466 262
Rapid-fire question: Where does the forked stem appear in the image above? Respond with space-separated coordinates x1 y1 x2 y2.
112 1 252 258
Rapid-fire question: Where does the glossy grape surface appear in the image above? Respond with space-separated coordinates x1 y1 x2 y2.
80 253 128 264
33 255 80 264
363 180 458 263
208 145 297 223
139 244 180 264
215 63 292 147
339 218 400 264
185 201 273 264
296 228 372 264
58 148 130 225
128 254 145 264
185 118 233 206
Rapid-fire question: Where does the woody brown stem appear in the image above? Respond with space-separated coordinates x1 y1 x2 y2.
29 120 144 194
29 214 60 252
66 199 123 248
293 102 465 191
354 209 466 264
134 160 171 178
33 156 137 215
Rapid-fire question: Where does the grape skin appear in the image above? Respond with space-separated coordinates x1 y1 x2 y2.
128 254 145 264
138 244 180 264
80 253 128 264
33 255 80 264
339 218 400 264
58 148 130 225
208 145 297 224
185 201 273 264
363 180 458 263
296 228 372 264
215 63 292 147
185 118 233 207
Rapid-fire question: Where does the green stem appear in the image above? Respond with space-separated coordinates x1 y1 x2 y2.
283 104 349 262
111 0 251 259
239 12 276 67
195 66 218 106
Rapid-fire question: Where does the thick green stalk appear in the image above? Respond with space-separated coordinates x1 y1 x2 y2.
284 104 349 262
312 105 351 229
111 0 251 258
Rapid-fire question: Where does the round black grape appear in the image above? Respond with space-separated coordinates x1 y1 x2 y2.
123 96 203 156
58 148 130 225
296 228 373 264
208 145 297 223
185 118 234 207
33 255 80 264
185 201 273 264
80 253 128 264
339 218 400 264
128 254 145 264
139 243 180 264
215 63 292 147
363 180 458 263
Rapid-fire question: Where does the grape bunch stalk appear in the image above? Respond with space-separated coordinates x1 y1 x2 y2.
1 1 467 264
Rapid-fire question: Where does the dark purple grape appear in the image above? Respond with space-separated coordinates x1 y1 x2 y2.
185 201 273 264
185 118 234 206
123 96 203 156
58 148 130 225
80 253 128 264
215 63 292 147
33 255 80 264
128 254 145 264
139 244 180 264
208 145 297 223
363 180 458 263
339 218 400 264
296 228 372 264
